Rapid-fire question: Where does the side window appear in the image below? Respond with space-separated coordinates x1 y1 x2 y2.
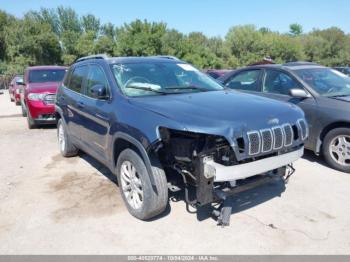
225 70 261 91
63 69 72 87
68 66 88 93
263 70 301 95
86 65 109 98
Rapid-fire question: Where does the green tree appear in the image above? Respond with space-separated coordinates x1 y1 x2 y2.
0 10 15 61
225 25 266 66
95 35 115 55
57 6 81 34
4 17 61 70
25 8 60 35
289 23 303 36
76 31 96 56
81 14 100 36
101 22 115 39
115 19 166 56
302 27 350 66
161 29 186 58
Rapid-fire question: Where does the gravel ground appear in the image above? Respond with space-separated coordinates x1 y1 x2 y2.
0 90 349 254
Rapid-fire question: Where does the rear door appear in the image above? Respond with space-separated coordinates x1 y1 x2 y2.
60 65 88 142
78 63 112 162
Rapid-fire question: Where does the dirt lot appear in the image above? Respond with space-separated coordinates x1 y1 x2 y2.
0 91 349 255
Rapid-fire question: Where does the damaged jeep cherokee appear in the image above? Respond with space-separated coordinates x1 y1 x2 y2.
55 55 308 223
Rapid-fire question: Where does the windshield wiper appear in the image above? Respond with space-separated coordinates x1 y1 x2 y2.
329 94 350 98
164 85 209 92
125 85 170 95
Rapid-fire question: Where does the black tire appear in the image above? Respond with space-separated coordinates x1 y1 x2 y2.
21 102 27 117
27 111 37 129
323 127 350 173
57 119 79 157
116 149 168 220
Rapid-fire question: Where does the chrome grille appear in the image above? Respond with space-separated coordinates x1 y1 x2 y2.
297 119 308 140
261 129 273 153
272 127 283 150
283 124 293 147
247 131 261 155
246 121 304 156
44 94 56 105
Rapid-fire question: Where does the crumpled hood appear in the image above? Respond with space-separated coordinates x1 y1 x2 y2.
27 82 60 93
130 90 304 136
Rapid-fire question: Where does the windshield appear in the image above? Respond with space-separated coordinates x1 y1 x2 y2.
295 68 350 97
28 69 66 83
110 62 224 97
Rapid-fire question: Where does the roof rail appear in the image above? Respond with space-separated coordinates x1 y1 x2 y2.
76 54 109 63
149 55 180 61
283 61 319 66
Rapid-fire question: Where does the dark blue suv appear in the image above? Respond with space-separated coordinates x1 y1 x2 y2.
55 55 307 222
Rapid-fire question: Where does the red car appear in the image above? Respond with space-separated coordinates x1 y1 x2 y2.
9 75 24 105
20 66 67 129
204 69 234 79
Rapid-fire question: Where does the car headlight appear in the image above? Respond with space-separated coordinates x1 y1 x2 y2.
27 93 46 101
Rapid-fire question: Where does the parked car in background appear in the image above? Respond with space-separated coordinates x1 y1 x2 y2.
204 69 233 79
20 66 67 129
8 75 23 105
55 55 307 224
333 67 350 77
219 62 350 173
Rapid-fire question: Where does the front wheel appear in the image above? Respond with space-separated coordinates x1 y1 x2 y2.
27 111 37 129
116 149 168 220
21 102 27 117
323 128 350 173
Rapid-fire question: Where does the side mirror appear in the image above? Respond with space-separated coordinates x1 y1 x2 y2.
90 84 108 99
289 89 310 98
16 79 24 86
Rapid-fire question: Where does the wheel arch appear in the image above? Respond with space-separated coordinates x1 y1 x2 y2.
54 105 63 120
317 121 350 153
112 132 158 190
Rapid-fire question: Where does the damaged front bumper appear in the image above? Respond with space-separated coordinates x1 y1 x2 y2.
205 147 304 182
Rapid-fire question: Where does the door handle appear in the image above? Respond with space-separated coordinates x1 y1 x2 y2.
77 101 85 109
95 113 109 121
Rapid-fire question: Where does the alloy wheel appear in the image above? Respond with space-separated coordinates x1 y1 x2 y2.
58 124 65 153
329 135 350 166
120 160 143 209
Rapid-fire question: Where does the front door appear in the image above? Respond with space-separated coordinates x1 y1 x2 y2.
259 69 318 150
78 64 112 162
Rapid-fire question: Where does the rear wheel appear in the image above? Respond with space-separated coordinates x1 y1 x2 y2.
116 149 168 220
323 128 350 173
21 102 27 117
57 119 78 157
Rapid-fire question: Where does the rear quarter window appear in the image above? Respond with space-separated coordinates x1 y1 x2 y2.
67 66 88 93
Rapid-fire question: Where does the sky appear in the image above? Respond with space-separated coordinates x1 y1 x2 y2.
1 0 350 37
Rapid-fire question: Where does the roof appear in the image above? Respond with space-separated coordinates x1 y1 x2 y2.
74 54 184 65
246 63 326 71
106 56 184 64
205 69 232 73
27 65 68 70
